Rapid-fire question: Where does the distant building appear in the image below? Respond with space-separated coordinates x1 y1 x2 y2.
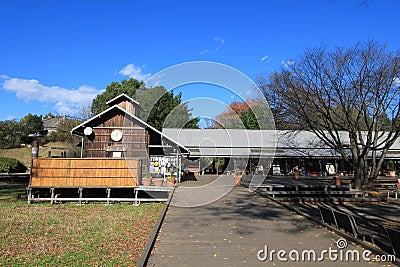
42 116 65 133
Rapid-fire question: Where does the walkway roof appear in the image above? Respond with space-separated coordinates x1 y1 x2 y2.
162 129 400 159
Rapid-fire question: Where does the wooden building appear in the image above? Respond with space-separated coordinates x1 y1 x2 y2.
73 94 149 160
71 93 188 166
28 94 188 202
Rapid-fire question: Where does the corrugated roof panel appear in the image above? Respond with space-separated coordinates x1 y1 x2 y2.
162 128 400 158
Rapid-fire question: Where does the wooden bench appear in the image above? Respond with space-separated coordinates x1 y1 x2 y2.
319 206 337 226
385 227 400 258
374 178 399 189
333 210 376 242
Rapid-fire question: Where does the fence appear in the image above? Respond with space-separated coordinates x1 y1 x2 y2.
30 158 139 188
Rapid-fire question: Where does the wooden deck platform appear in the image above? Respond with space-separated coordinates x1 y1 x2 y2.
147 186 384 266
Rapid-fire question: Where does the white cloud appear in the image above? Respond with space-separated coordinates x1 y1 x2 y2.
200 37 226 55
0 74 9 79
118 63 151 81
281 60 295 68
260 55 269 62
214 37 225 44
2 77 103 115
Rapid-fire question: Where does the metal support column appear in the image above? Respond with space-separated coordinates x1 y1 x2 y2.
106 188 111 206
78 188 83 205
133 188 140 206
80 137 84 158
50 188 55 204
178 153 182 183
27 188 32 204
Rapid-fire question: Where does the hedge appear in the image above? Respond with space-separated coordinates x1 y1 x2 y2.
0 157 27 173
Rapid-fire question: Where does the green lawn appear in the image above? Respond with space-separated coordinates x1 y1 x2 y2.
0 201 163 266
0 187 26 198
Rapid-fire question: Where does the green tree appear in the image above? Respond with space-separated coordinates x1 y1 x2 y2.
20 113 43 134
43 113 56 119
91 79 199 131
0 120 26 148
136 87 199 130
20 113 44 144
240 108 259 130
91 78 144 115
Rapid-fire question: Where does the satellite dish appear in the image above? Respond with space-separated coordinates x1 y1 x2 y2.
84 127 93 136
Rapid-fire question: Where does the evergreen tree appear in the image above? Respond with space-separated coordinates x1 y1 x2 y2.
91 78 199 130
91 78 144 115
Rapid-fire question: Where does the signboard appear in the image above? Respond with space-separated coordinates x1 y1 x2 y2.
105 146 127 152
272 165 281 175
326 163 336 175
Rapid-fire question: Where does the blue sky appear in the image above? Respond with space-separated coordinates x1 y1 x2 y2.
1 0 399 121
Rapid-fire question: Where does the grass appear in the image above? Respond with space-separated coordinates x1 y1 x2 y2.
0 187 27 198
0 141 80 169
38 141 80 159
0 201 163 266
0 146 32 168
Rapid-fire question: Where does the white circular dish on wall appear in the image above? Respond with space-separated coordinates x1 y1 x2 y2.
111 129 123 141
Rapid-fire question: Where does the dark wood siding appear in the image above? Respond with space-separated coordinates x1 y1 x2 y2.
83 111 149 161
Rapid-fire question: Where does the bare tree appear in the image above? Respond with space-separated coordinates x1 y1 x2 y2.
77 104 93 121
257 41 400 189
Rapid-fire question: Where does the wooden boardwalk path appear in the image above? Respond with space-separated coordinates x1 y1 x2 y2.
147 185 386 266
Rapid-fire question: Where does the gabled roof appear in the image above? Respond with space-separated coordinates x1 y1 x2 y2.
70 105 189 154
105 93 140 107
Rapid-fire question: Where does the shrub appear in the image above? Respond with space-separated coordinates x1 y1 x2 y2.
0 157 27 173
387 160 395 171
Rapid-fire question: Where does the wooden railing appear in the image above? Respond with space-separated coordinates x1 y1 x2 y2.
30 158 139 187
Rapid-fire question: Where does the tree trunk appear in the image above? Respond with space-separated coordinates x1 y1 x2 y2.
353 167 363 189
353 157 368 189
